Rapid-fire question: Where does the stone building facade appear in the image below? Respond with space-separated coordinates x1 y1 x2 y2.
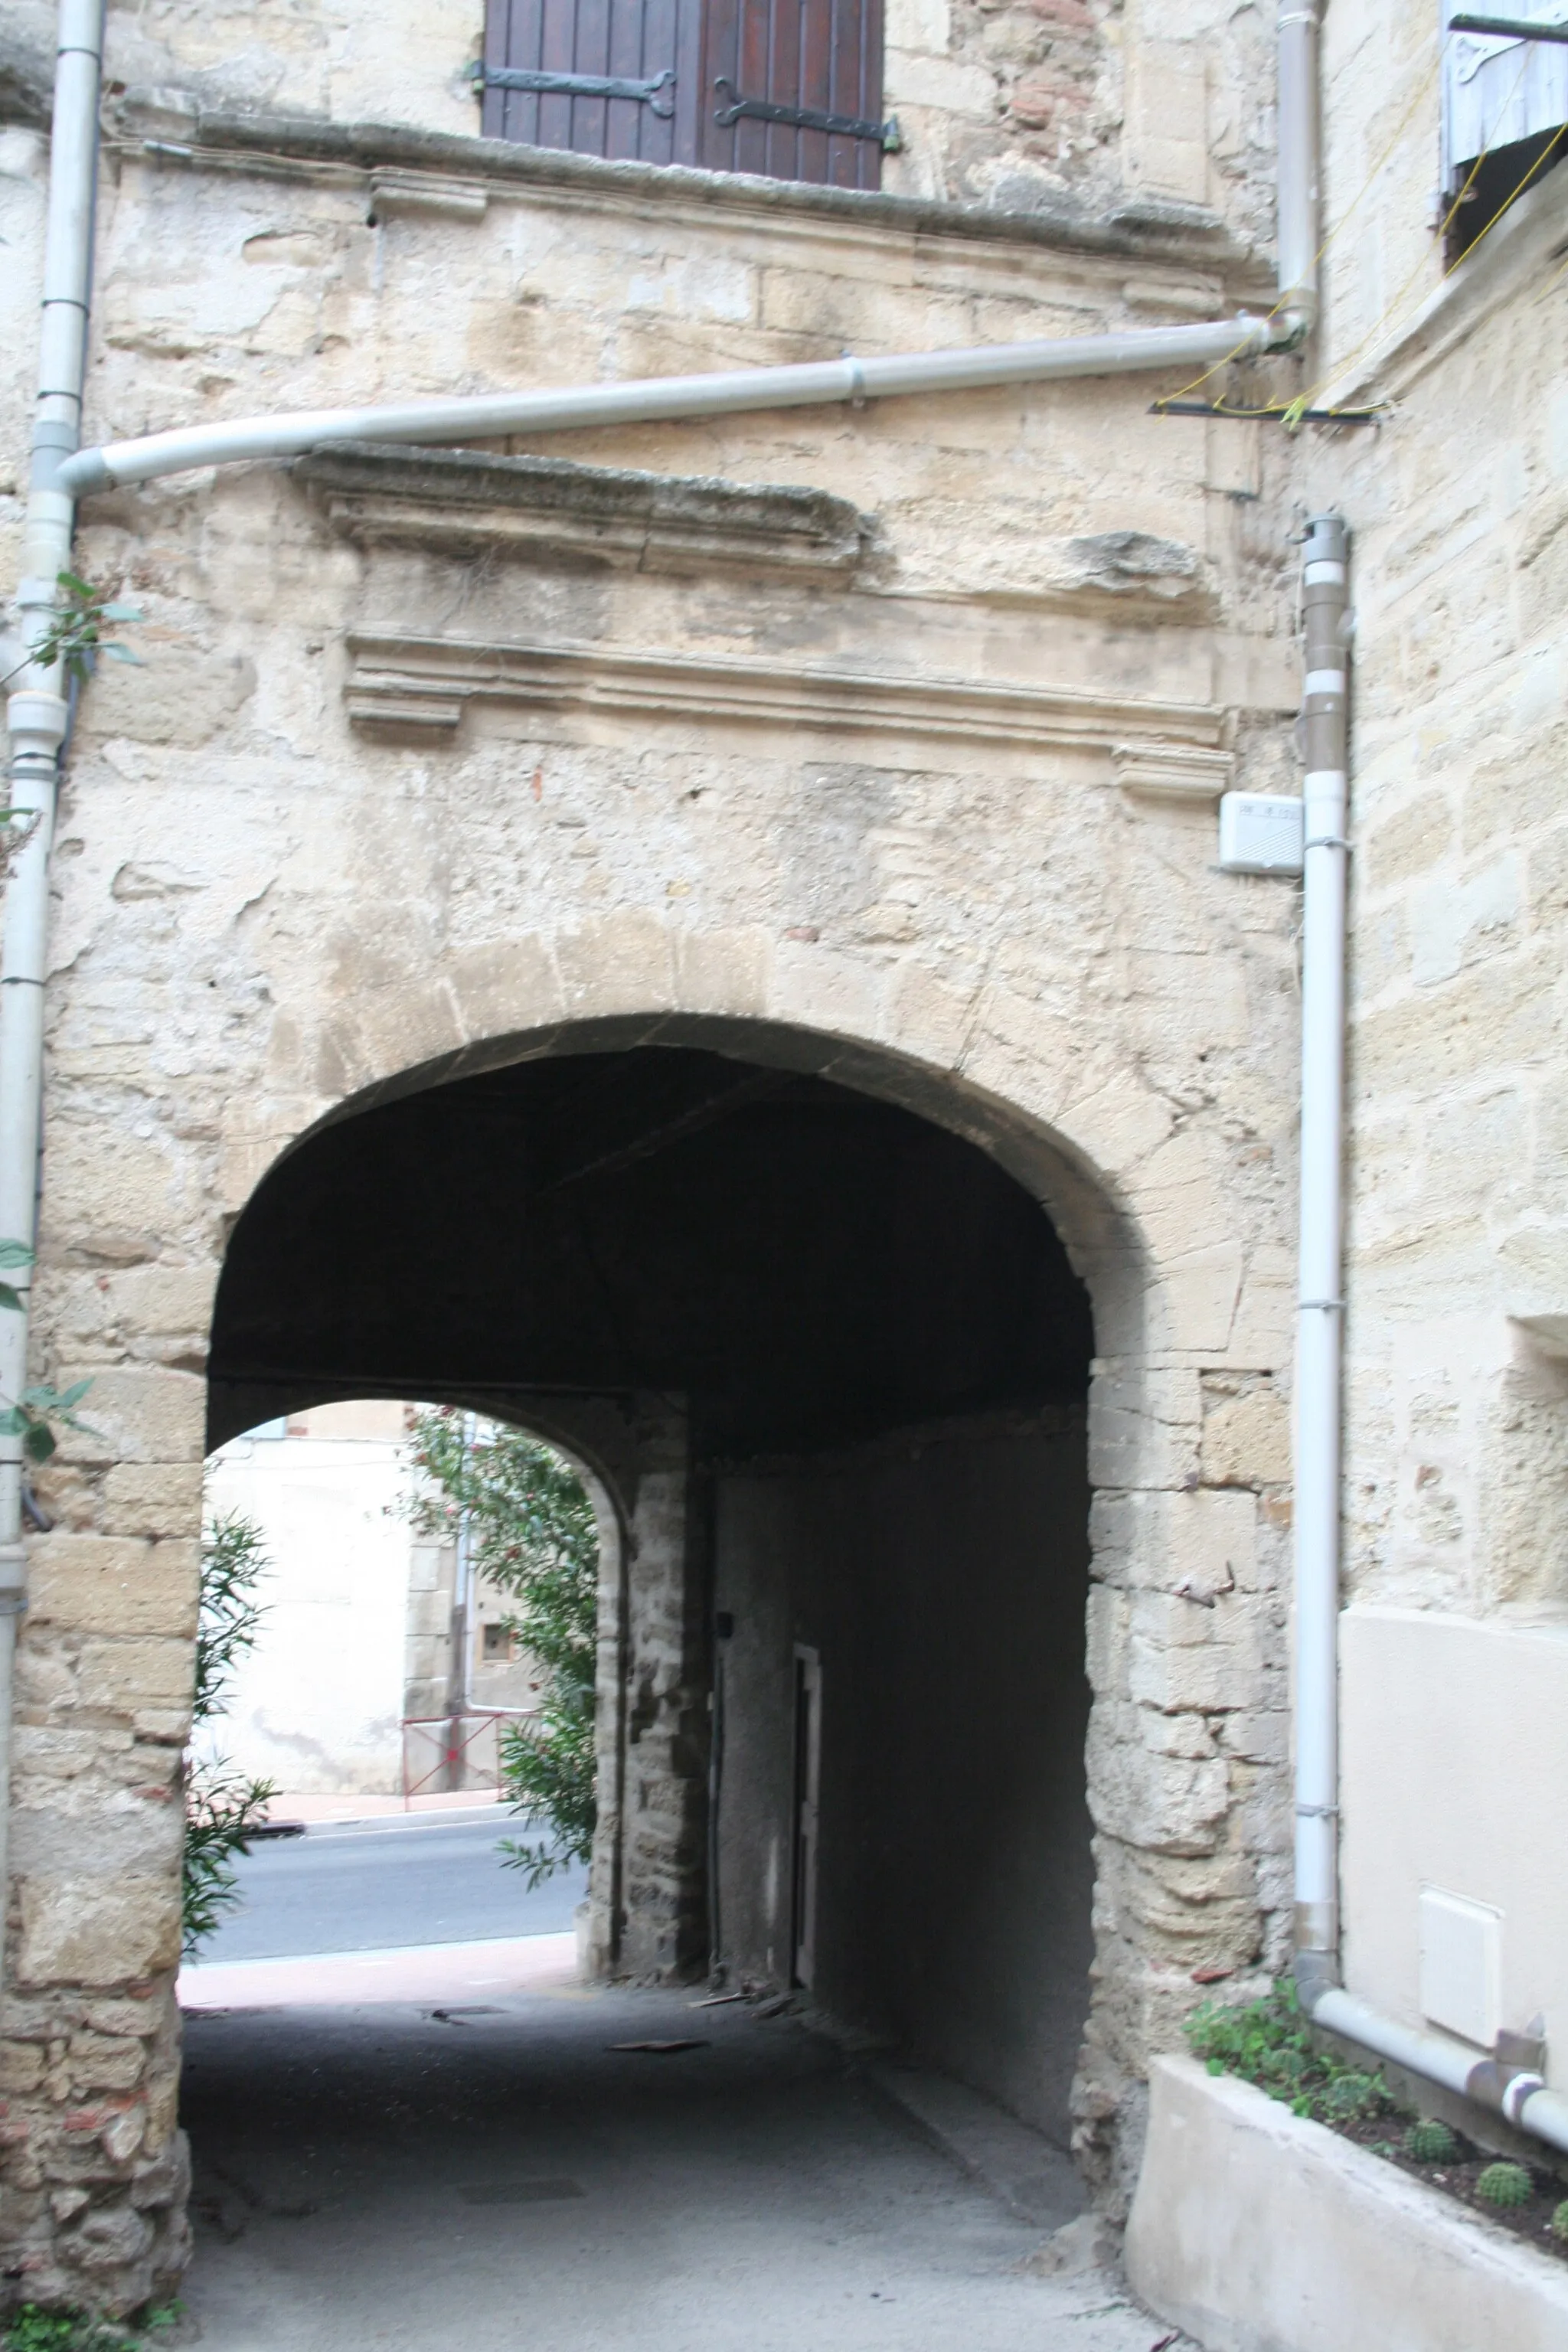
0 0 1563 2324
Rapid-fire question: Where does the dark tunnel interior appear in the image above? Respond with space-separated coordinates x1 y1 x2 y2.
208 1045 1092 1452
207 1043 1098 2138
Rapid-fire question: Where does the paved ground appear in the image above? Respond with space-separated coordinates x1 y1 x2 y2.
178 1926 581 2010
179 1985 1184 2352
198 1809 588 1963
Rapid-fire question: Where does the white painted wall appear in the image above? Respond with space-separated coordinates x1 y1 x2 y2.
200 1400 416 1795
1341 1605 1568 2096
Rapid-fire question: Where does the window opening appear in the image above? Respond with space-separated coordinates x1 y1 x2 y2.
480 0 888 186
1442 7 1568 258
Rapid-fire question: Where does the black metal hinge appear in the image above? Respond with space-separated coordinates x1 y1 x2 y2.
713 77 900 149
474 63 675 114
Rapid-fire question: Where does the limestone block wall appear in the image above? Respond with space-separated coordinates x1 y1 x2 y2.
1301 13 1568 2092
0 9 1315 2297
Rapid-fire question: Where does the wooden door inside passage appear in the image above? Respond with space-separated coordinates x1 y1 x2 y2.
481 0 887 185
792 1645 822 1989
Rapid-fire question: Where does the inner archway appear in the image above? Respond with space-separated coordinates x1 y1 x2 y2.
206 1037 1096 2138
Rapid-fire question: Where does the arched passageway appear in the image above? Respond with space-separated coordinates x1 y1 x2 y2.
207 1038 1096 2139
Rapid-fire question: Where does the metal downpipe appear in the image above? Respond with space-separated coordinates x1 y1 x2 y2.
0 0 106 1984
1276 0 1324 340
1292 515 1350 2001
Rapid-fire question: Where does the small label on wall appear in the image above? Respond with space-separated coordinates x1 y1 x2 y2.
1217 792 1305 875
1419 1885 1502 2050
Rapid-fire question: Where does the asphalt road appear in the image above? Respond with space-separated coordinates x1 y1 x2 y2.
196 1811 589 1963
180 1990 1173 2352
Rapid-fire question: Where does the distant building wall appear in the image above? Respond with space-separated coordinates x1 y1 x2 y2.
203 1402 550 1798
201 1400 415 1795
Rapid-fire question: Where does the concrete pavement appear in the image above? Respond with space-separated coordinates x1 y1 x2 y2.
178 1927 580 2011
197 1810 588 1965
179 1982 1190 2352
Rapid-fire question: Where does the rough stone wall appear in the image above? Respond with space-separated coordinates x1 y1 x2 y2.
888 0 1277 248
587 1400 710 1984
0 7 1312 2297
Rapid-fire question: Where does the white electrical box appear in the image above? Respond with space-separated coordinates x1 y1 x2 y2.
1217 792 1304 876
1419 1886 1502 2050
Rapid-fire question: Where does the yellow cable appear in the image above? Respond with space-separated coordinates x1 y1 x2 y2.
1158 33 1546 425
1152 38 1447 414
1292 115 1567 420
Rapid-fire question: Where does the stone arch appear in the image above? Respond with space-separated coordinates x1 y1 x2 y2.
211 916 1272 2171
258 911 1250 1380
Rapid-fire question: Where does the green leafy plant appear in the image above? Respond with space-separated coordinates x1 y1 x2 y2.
407 1410 598 1888
1404 2118 1459 2164
0 1240 93 1461
1184 1977 1394 2126
0 572 143 692
183 1512 275 1956
1475 2161 1534 2210
1 2302 175 2351
1551 2200 1568 2243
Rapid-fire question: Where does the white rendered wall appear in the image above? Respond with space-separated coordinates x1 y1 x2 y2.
1341 1605 1568 2095
200 1401 415 1795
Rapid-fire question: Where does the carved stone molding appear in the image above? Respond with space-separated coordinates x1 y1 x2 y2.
1112 741 1234 803
343 629 1229 757
296 443 869 581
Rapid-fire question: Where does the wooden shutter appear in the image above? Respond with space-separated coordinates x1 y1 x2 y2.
481 0 705 167
701 0 887 188
481 0 887 188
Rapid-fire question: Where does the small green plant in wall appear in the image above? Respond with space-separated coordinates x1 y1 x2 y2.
0 572 142 691
0 1240 92 1461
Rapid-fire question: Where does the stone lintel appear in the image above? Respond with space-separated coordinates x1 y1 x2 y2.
341 628 1229 756
296 443 868 582
117 100 1261 280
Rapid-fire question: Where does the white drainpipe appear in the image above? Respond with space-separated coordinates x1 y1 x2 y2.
0 0 105 1986
57 314 1277 495
1292 513 1350 1994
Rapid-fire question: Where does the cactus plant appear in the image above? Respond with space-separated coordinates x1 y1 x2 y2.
1550 2200 1568 2243
1404 2118 1459 2164
1475 2161 1533 2210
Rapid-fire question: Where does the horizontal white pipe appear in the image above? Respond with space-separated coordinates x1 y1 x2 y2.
1313 1988 1568 2159
57 313 1271 494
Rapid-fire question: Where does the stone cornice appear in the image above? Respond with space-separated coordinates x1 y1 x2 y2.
296 443 869 580
343 629 1229 763
115 100 1265 281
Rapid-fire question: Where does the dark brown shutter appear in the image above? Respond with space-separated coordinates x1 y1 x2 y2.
701 0 886 188
482 0 884 188
482 0 704 166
